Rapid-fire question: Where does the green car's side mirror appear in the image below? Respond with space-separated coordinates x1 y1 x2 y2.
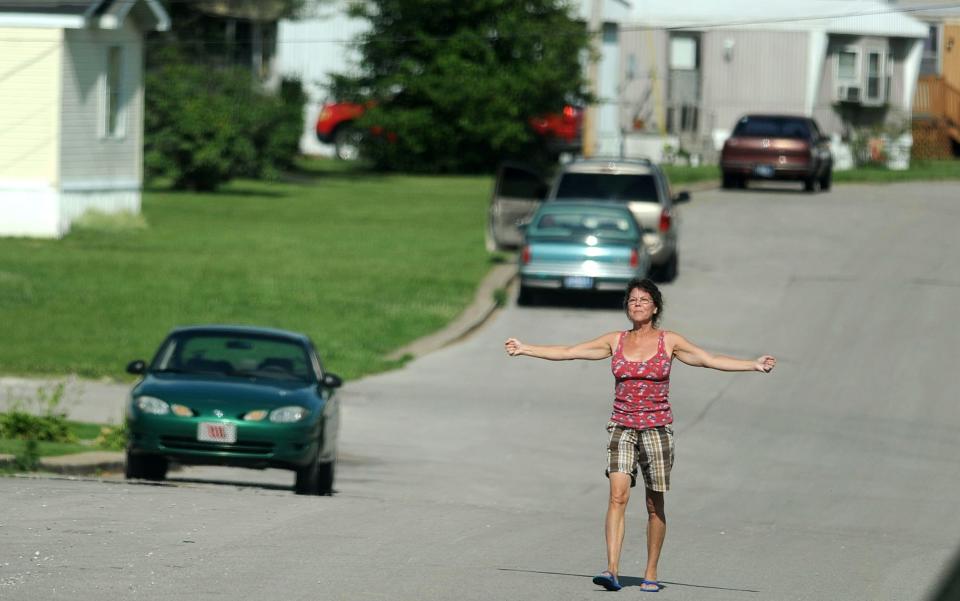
126 360 146 375
322 373 343 388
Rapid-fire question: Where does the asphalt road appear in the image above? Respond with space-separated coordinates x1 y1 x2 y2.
3 181 960 601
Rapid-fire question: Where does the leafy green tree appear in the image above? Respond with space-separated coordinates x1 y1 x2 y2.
331 0 591 172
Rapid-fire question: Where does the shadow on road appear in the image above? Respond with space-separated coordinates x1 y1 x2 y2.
497 568 759 593
720 183 814 195
519 289 623 311
164 476 295 492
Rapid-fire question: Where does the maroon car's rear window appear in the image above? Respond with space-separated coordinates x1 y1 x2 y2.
732 117 811 139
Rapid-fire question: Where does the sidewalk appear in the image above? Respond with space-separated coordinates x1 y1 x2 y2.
0 375 129 424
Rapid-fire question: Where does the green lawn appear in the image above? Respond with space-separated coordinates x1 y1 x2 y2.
662 164 720 185
0 161 493 381
663 159 960 186
0 420 107 459
832 159 960 183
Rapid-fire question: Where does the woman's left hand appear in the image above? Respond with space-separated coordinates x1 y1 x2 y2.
754 355 776 373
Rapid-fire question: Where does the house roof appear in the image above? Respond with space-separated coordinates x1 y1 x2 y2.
889 0 960 21
630 0 929 38
0 0 169 31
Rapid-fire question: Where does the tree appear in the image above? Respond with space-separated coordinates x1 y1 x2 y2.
331 0 592 172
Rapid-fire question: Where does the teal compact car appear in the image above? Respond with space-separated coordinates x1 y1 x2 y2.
125 325 342 495
518 201 651 304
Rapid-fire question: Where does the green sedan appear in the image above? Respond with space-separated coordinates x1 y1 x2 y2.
125 325 342 495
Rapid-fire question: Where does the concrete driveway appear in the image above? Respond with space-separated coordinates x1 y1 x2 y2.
2 181 959 601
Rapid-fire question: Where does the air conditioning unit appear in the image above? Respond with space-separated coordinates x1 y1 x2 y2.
836 85 862 103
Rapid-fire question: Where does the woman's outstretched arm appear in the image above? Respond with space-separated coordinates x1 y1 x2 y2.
505 332 619 361
668 332 776 373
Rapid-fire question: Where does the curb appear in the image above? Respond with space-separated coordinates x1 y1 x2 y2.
0 451 124 475
386 262 517 361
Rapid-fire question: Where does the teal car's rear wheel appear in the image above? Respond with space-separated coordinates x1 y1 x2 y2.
125 450 168 481
295 453 335 496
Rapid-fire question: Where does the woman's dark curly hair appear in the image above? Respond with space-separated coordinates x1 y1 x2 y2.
622 277 664 326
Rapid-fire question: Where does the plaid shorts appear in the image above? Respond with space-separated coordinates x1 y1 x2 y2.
605 422 675 492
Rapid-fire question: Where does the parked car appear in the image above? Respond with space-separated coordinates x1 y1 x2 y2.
488 157 688 282
518 201 651 304
720 114 833 192
124 325 342 496
317 101 582 161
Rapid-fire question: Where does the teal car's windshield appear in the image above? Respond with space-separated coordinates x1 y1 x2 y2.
529 208 639 241
151 333 315 382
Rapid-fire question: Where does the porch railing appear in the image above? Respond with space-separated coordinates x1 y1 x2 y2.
915 75 960 127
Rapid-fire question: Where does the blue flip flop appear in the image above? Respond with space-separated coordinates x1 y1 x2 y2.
592 571 622 591
640 579 662 592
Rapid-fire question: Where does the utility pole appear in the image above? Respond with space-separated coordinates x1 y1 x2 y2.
582 0 602 157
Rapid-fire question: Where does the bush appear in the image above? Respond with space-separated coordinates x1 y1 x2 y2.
0 383 76 443
94 423 128 451
145 54 304 190
236 78 306 180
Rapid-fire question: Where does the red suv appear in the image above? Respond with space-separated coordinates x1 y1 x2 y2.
720 114 833 193
316 101 582 161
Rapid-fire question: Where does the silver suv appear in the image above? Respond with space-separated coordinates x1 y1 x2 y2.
487 158 689 281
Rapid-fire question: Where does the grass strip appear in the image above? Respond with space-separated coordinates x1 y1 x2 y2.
0 161 493 381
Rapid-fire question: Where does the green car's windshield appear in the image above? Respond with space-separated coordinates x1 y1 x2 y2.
152 333 314 382
529 209 639 241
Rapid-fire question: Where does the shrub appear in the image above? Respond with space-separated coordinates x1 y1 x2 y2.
0 383 76 443
145 54 304 190
94 423 128 451
236 78 306 180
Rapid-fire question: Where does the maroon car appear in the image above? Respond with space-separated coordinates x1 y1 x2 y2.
720 114 833 193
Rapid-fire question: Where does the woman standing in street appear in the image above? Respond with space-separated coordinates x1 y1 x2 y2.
504 278 776 593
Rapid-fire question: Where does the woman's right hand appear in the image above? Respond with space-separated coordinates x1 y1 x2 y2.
504 338 524 356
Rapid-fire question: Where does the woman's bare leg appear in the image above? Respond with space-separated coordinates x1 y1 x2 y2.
644 488 666 584
604 472 633 575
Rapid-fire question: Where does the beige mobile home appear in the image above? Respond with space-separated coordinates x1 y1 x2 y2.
0 0 169 238
620 0 928 162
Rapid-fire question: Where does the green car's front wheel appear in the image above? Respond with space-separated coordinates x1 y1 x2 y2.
295 454 334 496
125 450 168 481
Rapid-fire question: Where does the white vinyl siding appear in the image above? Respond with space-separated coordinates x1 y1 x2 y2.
0 28 63 184
60 22 143 185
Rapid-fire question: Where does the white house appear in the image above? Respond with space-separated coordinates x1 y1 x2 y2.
0 0 170 238
276 1 369 156
619 0 929 162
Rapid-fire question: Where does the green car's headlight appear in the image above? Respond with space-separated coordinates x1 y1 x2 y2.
136 396 170 415
243 410 269 422
269 406 309 423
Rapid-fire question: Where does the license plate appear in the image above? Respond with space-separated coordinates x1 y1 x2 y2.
563 276 594 289
198 422 237 443
754 164 775 178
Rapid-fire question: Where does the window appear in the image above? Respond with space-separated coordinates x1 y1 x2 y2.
554 173 660 203
103 46 124 138
921 24 939 75
865 50 885 104
837 49 859 82
732 116 812 140
669 36 698 70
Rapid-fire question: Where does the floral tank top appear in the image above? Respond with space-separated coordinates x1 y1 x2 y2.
610 330 673 429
